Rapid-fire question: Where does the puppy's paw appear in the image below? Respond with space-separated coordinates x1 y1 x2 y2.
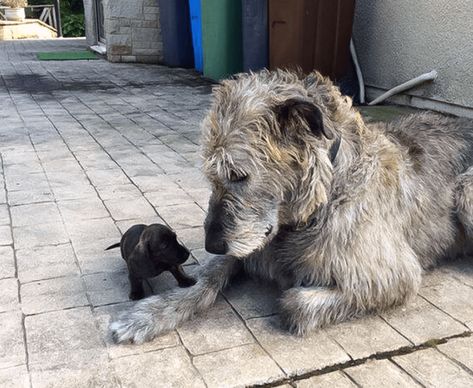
178 277 197 288
129 291 145 300
109 310 155 344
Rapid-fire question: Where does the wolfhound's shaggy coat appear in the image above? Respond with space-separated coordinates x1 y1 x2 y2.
110 70 473 343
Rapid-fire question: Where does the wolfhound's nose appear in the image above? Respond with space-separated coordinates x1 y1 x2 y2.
205 238 228 255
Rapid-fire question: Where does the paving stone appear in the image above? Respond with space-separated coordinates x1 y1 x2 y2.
0 311 25 369
393 348 473 387
178 297 254 355
381 295 467 345
16 243 80 283
145 187 196 208
31 364 117 388
157 203 206 229
224 277 280 319
296 371 356 387
86 168 130 187
26 307 107 370
437 335 473 371
21 276 88 315
13 222 69 249
6 172 49 193
83 271 129 306
104 196 157 220
0 204 10 224
131 174 181 193
0 246 15 279
11 202 62 227
175 226 205 250
420 275 473 329
443 260 473 287
115 216 165 234
0 278 19 312
0 225 13 246
66 217 120 245
247 316 349 376
112 347 205 388
193 343 285 387
0 365 30 388
50 181 98 201
8 189 55 206
93 302 180 359
74 238 126 274
326 315 411 359
96 183 142 200
58 198 109 222
148 264 199 293
345 359 420 387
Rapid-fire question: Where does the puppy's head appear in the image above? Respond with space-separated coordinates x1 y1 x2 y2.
130 224 190 275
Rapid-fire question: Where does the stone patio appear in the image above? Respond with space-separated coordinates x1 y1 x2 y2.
0 38 472 388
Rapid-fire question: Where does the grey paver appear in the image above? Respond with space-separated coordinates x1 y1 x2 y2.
247 316 350 376
175 226 205 250
112 347 205 388
86 168 130 187
58 198 109 222
393 348 473 387
0 278 19 312
83 271 129 306
0 204 10 224
345 359 421 387
0 246 15 279
74 238 126 274
11 202 62 227
26 307 107 370
437 335 473 371
115 216 165 234
326 315 411 359
0 311 25 369
65 217 120 245
16 243 80 283
193 343 285 388
178 297 254 355
104 196 157 220
96 183 142 201
420 275 473 329
21 276 88 315
0 365 30 388
156 203 206 230
381 295 467 345
296 371 356 388
145 187 196 208
13 222 69 249
0 225 13 246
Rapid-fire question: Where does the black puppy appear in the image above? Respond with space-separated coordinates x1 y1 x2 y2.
106 224 196 300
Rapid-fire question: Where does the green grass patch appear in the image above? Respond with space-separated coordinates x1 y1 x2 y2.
37 51 99 61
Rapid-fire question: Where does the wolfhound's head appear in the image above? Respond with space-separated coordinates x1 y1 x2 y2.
201 70 354 257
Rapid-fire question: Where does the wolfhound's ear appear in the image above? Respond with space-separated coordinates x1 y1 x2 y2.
276 98 334 140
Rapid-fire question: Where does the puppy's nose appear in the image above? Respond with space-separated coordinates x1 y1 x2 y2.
205 238 228 255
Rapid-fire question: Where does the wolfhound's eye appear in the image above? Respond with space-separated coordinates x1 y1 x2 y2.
229 170 248 183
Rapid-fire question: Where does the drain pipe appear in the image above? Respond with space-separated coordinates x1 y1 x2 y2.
350 39 365 104
368 70 438 106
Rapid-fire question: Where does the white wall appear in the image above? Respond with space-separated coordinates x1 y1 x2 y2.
353 0 473 117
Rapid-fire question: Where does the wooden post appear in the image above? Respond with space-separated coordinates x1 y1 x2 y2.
53 0 62 37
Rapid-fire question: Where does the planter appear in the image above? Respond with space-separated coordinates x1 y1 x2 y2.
5 8 26 22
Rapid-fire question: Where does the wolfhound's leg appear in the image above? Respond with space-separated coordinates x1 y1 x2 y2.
279 287 358 335
456 167 473 238
110 256 241 344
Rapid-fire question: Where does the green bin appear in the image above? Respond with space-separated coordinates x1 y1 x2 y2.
201 0 243 80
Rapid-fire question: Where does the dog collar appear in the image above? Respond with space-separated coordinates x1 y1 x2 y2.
329 136 342 163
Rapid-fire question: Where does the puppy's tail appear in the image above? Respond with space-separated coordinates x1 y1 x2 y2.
105 243 120 251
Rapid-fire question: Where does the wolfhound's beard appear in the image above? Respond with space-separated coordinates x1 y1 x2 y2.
225 211 280 257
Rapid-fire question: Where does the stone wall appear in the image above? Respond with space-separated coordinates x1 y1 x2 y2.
83 0 163 64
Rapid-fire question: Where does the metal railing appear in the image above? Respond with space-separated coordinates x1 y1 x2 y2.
0 2 62 37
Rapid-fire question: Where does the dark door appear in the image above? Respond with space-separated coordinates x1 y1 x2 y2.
269 0 355 80
95 0 105 43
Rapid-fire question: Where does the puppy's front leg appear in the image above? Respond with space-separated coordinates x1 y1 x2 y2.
170 265 196 287
110 255 241 344
128 274 145 300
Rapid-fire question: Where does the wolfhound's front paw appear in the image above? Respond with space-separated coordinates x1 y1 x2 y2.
109 310 155 344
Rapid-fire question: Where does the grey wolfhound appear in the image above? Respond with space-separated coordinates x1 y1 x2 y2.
110 70 473 343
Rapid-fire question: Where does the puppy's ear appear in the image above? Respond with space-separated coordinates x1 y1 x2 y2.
276 98 334 140
130 240 150 264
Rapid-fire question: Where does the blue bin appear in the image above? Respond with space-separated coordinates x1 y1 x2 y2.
189 0 203 72
242 0 268 72
158 0 194 68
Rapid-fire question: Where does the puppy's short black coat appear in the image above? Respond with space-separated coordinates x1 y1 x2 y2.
106 224 196 300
